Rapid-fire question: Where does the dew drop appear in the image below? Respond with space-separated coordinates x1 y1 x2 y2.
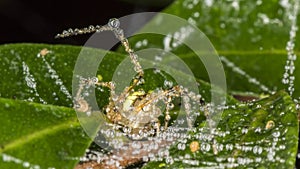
165 156 174 164
23 162 30 168
201 143 211 152
241 127 248 134
272 131 280 138
164 80 173 88
142 156 149 162
177 143 186 150
108 18 120 28
253 146 263 154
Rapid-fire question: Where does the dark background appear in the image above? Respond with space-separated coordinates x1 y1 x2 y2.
0 0 172 45
1 0 299 168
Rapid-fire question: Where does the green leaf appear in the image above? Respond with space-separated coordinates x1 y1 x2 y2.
0 43 235 168
117 0 300 97
0 43 231 105
1 1 300 165
142 90 298 168
0 41 297 168
0 97 91 169
175 51 300 98
0 44 119 168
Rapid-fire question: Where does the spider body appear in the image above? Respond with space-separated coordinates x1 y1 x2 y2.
105 90 162 139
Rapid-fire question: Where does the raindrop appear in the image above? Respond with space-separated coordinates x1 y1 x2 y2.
241 127 248 134
91 77 98 84
88 25 95 31
193 12 200 18
225 144 233 151
108 18 120 28
165 156 174 164
253 145 263 154
201 143 211 152
281 0 299 95
164 80 173 88
177 143 186 150
142 104 151 112
142 156 149 162
62 30 68 35
272 131 280 138
279 145 286 150
23 162 30 168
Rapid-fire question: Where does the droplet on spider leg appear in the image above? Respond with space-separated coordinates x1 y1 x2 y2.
137 78 145 85
74 103 81 109
73 28 79 35
88 25 95 31
183 96 190 102
111 95 119 102
133 65 142 73
55 34 61 38
142 104 151 111
114 28 124 37
108 18 120 28
62 30 68 35
68 28 73 33
91 77 98 84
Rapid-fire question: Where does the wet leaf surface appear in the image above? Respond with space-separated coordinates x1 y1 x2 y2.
142 90 298 168
118 0 300 97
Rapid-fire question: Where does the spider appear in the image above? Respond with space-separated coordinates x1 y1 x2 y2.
56 18 203 140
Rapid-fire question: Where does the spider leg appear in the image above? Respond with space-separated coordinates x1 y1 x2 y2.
113 34 144 103
169 87 218 154
74 77 116 112
131 86 195 131
56 19 145 104
164 86 195 129
202 104 219 155
94 81 116 102
73 78 91 112
154 119 161 136
164 95 173 129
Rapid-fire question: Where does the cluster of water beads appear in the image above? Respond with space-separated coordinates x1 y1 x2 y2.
56 18 144 79
75 71 290 167
79 119 287 168
81 86 280 162
22 61 47 104
1 153 43 169
5 48 75 106
6 50 46 104
36 49 73 104
282 0 299 96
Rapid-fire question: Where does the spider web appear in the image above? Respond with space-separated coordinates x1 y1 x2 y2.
2 0 299 168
